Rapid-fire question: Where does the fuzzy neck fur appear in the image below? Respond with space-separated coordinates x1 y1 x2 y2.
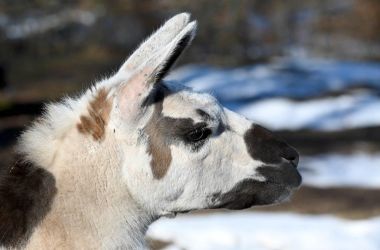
10 91 157 249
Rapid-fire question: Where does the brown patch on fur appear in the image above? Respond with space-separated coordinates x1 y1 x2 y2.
143 84 211 179
145 120 172 179
144 85 172 179
77 88 112 141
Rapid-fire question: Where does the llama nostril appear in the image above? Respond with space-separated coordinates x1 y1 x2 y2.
290 156 299 168
281 148 299 168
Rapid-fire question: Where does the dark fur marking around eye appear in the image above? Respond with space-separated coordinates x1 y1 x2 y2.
158 117 209 151
196 109 212 121
144 84 211 179
196 109 226 136
0 154 57 248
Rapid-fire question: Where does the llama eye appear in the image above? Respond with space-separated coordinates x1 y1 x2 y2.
187 128 211 142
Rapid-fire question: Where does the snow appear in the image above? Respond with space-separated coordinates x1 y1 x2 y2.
168 58 380 131
147 212 380 250
169 59 380 101
237 93 380 130
300 153 380 188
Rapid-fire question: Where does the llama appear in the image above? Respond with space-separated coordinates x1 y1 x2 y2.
0 13 301 249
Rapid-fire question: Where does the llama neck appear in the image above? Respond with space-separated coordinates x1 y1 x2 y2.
28 187 156 249
27 131 158 249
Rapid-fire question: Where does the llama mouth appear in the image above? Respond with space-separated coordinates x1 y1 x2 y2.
174 209 191 214
208 175 301 210
257 164 302 189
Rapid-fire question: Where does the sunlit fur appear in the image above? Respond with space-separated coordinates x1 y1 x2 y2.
16 13 295 249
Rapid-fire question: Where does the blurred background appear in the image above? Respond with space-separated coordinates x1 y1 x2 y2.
1 0 380 249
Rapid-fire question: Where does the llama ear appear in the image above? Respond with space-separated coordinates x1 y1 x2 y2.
118 12 191 73
116 18 197 121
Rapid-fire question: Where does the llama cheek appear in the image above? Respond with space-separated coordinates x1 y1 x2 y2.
121 146 152 180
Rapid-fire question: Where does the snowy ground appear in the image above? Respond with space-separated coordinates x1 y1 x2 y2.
237 93 380 130
147 212 380 250
168 58 380 131
300 153 380 188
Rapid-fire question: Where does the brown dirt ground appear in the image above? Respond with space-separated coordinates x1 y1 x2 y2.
188 185 380 220
253 185 380 219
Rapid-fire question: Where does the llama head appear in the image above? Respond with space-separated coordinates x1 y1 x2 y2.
100 13 301 216
22 13 301 220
